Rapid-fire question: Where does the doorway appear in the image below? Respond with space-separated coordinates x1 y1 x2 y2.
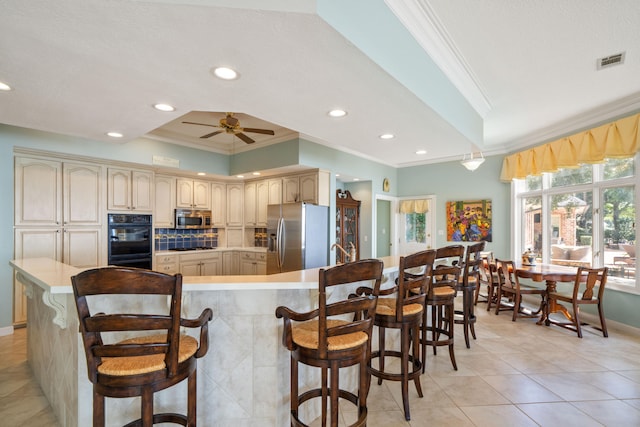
376 199 391 257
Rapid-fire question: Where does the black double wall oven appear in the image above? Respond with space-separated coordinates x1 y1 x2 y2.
108 214 153 270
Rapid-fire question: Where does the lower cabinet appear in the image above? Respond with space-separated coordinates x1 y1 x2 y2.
223 251 240 275
155 254 178 275
178 252 222 276
155 250 266 276
240 251 266 275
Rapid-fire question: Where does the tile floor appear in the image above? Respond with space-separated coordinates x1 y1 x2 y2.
2 302 640 426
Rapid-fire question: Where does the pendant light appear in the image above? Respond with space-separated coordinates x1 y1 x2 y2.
460 152 485 171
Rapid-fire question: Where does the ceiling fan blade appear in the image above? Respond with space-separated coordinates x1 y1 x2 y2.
182 121 220 128
236 133 255 144
242 127 275 135
200 130 224 139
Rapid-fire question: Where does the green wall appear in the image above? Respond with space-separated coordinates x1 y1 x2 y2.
398 155 511 260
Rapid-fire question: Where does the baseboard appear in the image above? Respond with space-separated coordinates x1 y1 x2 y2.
0 326 14 337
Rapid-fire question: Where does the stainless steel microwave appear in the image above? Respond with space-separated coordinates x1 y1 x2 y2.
175 209 212 229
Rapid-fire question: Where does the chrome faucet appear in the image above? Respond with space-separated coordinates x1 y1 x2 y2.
331 243 352 263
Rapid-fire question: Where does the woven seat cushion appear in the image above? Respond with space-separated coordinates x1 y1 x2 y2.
292 319 368 351
97 334 198 376
376 298 423 316
429 287 456 298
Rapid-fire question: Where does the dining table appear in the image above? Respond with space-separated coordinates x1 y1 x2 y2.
514 262 587 326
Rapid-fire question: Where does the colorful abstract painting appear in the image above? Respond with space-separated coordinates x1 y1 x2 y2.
446 199 492 242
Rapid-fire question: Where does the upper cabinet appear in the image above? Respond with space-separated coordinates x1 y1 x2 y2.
282 171 330 206
176 178 211 210
244 182 257 226
226 183 243 227
154 175 176 228
15 157 103 226
211 182 226 227
108 167 153 212
268 178 282 205
282 176 300 204
256 180 269 226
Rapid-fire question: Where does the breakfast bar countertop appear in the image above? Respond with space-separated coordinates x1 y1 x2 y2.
9 255 401 294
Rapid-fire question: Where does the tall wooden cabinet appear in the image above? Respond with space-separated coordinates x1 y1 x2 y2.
335 190 360 264
14 156 105 324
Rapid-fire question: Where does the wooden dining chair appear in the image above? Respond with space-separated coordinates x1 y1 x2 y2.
476 251 498 307
362 249 434 421
275 259 384 427
494 259 545 321
547 266 609 338
71 267 213 427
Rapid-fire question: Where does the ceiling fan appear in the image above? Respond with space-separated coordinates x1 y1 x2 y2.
182 112 275 144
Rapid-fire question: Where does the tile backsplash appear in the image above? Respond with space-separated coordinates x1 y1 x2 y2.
155 228 218 251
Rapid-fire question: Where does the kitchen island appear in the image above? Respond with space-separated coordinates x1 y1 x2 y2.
9 256 400 427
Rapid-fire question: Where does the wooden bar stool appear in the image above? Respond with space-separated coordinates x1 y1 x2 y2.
357 249 435 421
455 241 485 348
275 259 384 427
71 267 213 427
423 264 460 371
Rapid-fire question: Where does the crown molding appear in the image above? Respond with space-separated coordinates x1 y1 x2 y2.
385 0 491 118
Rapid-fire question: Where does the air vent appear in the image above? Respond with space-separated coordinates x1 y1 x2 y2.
597 52 625 70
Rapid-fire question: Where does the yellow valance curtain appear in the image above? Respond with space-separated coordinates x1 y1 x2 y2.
500 112 640 182
399 199 430 214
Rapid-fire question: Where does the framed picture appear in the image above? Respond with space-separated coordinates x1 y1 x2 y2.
446 199 492 242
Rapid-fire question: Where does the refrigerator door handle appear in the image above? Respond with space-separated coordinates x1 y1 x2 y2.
278 217 285 269
277 217 285 270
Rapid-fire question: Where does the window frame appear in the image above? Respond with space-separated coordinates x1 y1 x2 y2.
512 156 638 294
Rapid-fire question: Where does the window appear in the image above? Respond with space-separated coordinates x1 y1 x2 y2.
405 213 426 244
514 157 637 291
398 197 434 254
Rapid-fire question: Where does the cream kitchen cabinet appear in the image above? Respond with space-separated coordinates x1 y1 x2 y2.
14 156 105 325
15 157 103 226
14 227 102 268
244 180 269 227
179 252 221 276
226 183 243 227
299 173 318 204
268 178 282 205
256 180 269 226
282 176 300 204
155 254 178 275
244 182 257 226
211 182 226 227
176 178 210 210
281 171 329 206
108 167 153 212
222 251 240 275
240 251 266 275
154 175 176 228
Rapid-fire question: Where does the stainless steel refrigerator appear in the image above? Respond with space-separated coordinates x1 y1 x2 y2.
267 202 329 274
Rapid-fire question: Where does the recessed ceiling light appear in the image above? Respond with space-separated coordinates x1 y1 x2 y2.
197 172 206 176
416 150 427 155
236 175 244 178
106 132 123 138
353 178 360 181
328 109 347 118
379 133 395 140
153 103 175 112
0 81 11 91
335 174 341 177
213 67 238 80
252 172 261 176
